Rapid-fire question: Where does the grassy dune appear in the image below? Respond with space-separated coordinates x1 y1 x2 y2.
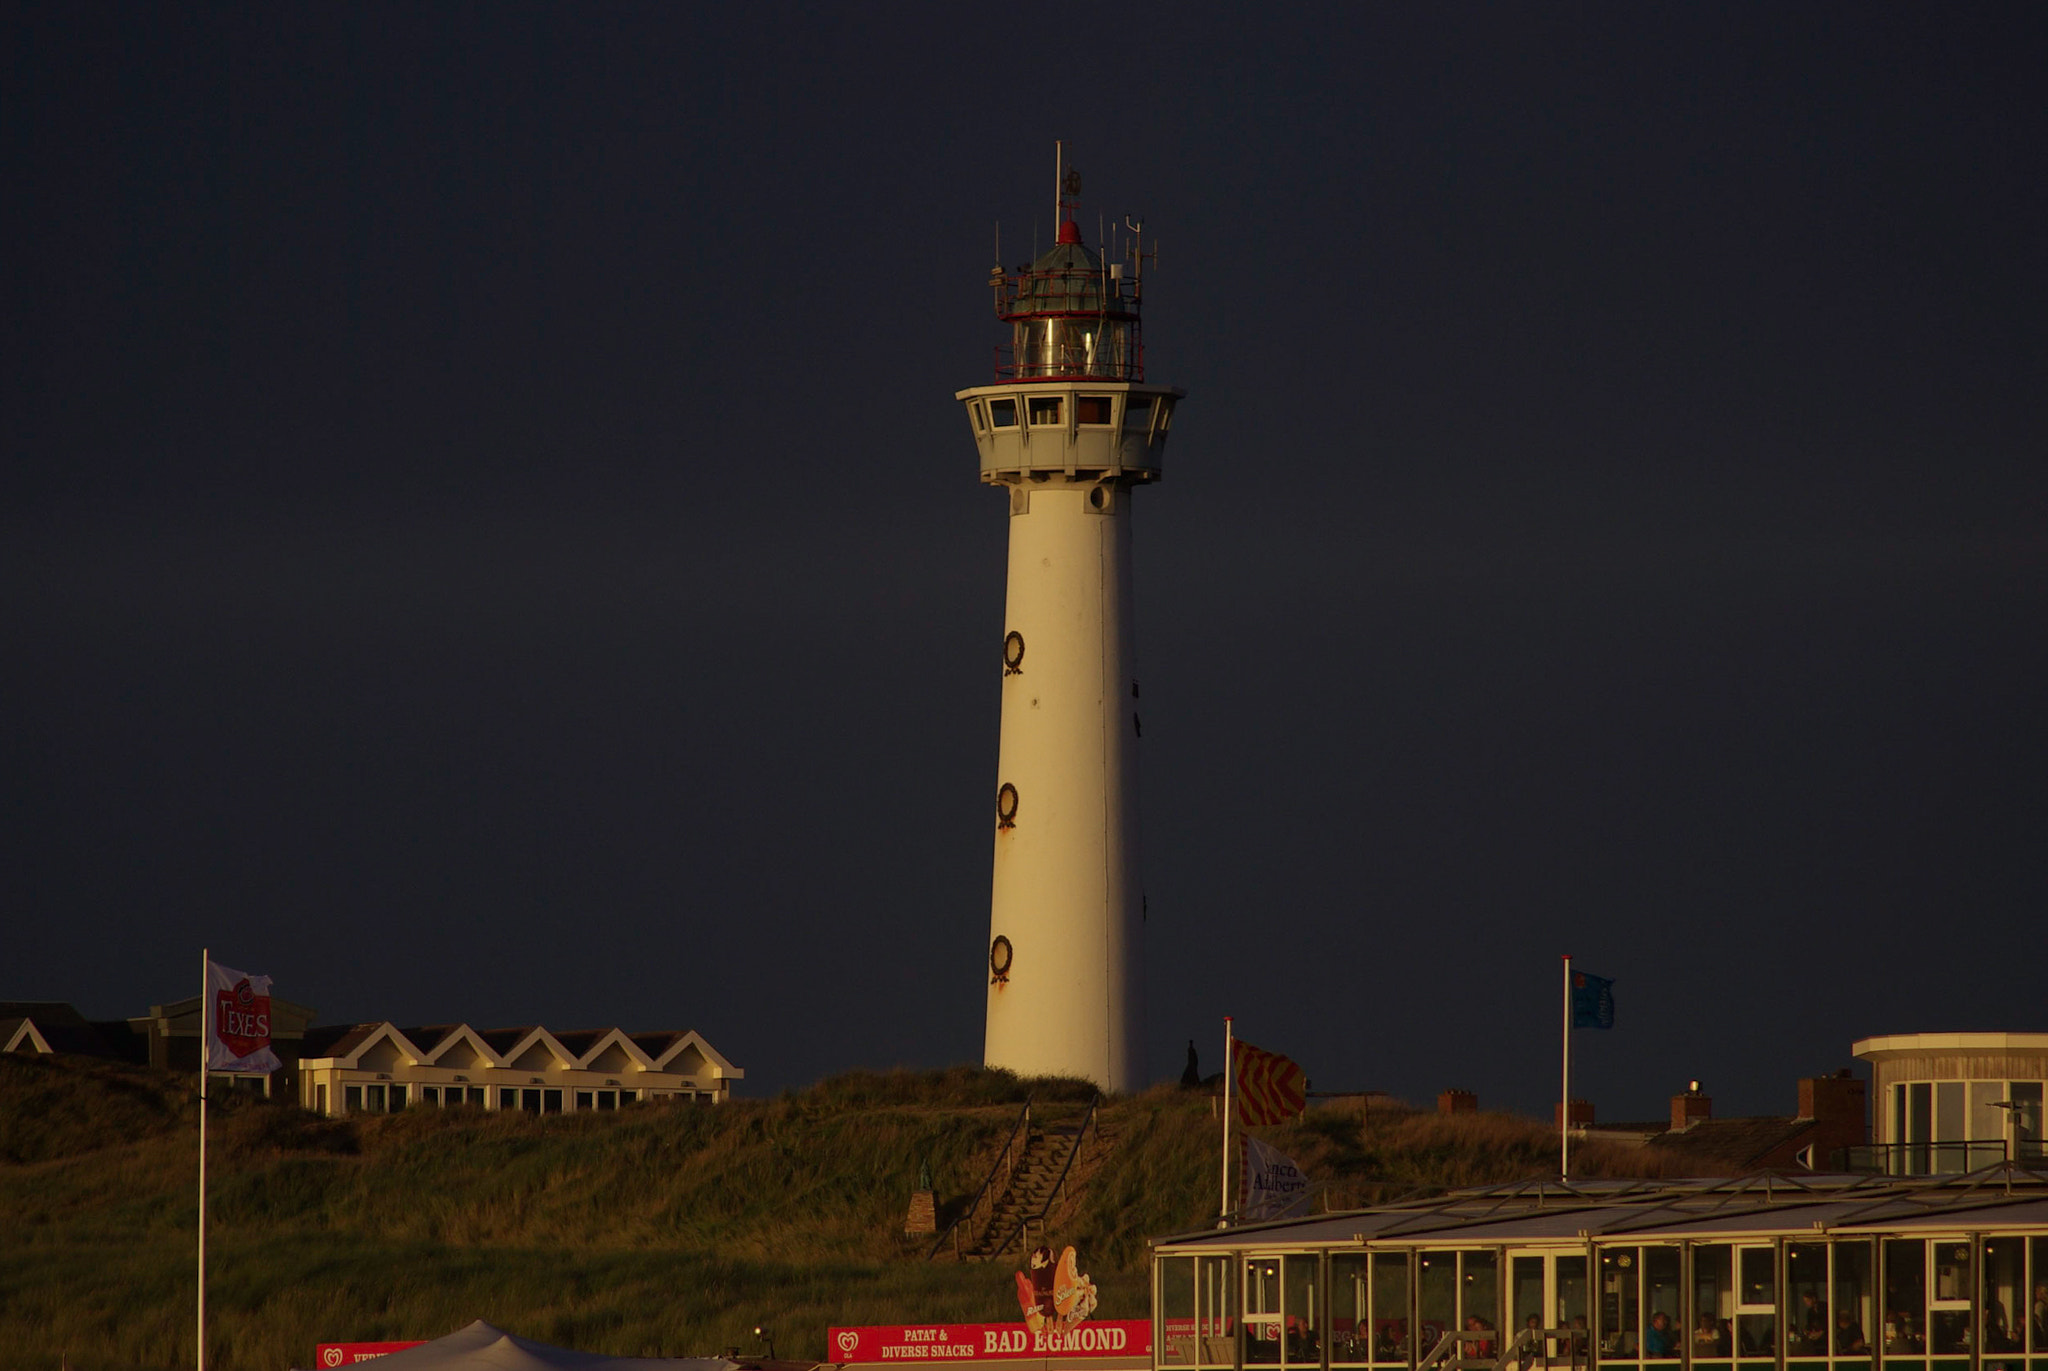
0 1056 1714 1371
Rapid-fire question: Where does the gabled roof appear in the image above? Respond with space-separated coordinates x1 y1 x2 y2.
3 1018 52 1053
416 1024 500 1068
567 1027 657 1072
499 1027 578 1069
477 1027 530 1055
302 1022 424 1069
296 1021 741 1079
645 1029 743 1078
1 1003 144 1059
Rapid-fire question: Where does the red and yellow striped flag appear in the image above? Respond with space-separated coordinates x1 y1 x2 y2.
1233 1039 1306 1126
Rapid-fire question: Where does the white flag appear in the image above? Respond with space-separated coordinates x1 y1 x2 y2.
1242 1134 1311 1222
204 960 280 1074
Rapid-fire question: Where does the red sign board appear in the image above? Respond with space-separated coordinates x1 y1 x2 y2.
315 1342 424 1366
830 1322 1151 1363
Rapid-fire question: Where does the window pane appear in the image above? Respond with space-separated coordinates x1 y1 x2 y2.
1788 1244 1828 1354
1644 1248 1682 1360
499 1088 518 1110
1196 1254 1228 1360
1199 1256 1236 1368
1742 1247 1777 1307
1418 1251 1455 1360
1285 1256 1320 1366
1834 1239 1874 1358
1935 1083 1965 1144
1934 1243 1971 1303
989 398 1017 427
1123 397 1153 430
521 1088 541 1113
1909 1084 1933 1173
2012 1083 2043 1162
542 1089 562 1113
971 403 986 432
1513 1256 1545 1342
1331 1254 1368 1366
1984 1239 2023 1354
388 1084 406 1111
1558 1254 1589 1353
1464 1250 1499 1358
365 1084 385 1112
1601 1247 1641 1359
1246 1259 1281 1365
344 1084 361 1114
469 1087 486 1106
1078 396 1113 425
1028 396 1061 426
1884 1239 1927 1358
2029 1237 2047 1352
620 1090 636 1104
1695 1245 1734 1357
1972 1083 2008 1145
1161 1257 1198 1367
1372 1252 1410 1365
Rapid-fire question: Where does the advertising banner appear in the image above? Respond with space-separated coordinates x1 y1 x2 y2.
830 1322 1151 1363
205 958 280 1073
1242 1134 1311 1222
315 1342 424 1366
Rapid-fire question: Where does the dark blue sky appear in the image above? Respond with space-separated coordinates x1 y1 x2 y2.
5 4 2043 1121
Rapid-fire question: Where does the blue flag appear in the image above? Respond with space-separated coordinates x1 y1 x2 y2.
1571 971 1616 1029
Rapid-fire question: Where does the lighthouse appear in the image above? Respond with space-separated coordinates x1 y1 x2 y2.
957 151 1184 1093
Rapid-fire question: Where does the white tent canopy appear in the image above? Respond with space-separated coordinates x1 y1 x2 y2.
359 1320 743 1370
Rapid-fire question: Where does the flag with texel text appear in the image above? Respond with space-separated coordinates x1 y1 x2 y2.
1233 1039 1306 1126
205 959 280 1073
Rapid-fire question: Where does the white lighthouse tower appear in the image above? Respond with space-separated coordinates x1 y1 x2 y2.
957 152 1183 1093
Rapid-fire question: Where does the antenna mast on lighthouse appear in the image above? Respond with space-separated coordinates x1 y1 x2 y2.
955 146 1186 1092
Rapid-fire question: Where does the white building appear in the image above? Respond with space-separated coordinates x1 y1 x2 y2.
296 1022 741 1116
1853 1030 2048 1172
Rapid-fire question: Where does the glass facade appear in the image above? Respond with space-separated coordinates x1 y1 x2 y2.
1158 1191 2048 1371
1879 1079 2048 1173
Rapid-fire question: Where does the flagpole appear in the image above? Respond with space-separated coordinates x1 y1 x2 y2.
1219 1016 1234 1226
1559 953 1571 1185
197 947 208 1371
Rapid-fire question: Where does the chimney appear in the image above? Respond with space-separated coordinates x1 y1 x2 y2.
1799 1070 1865 1127
1671 1081 1712 1133
1798 1069 1868 1166
1438 1089 1477 1116
1555 1098 1595 1129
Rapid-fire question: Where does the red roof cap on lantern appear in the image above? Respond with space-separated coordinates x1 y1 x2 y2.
1056 219 1082 245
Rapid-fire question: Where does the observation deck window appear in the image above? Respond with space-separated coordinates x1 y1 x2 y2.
1078 396 1113 425
988 398 1017 427
1028 396 1062 426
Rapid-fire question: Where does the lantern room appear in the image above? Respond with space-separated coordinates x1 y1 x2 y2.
991 218 1145 381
